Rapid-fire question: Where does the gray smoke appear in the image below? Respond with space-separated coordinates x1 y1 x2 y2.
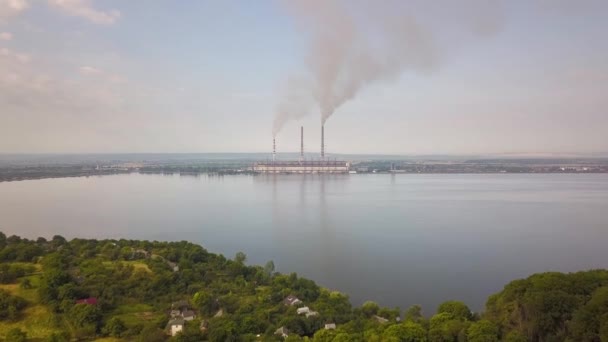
272 0 507 136
273 0 438 135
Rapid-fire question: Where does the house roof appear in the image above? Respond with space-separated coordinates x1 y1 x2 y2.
283 295 301 306
182 310 195 318
297 306 310 314
166 318 185 330
373 315 389 323
274 326 290 336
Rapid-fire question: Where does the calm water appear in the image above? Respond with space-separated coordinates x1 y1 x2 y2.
1 173 608 312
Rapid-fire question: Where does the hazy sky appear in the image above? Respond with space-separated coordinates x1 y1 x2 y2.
0 0 607 155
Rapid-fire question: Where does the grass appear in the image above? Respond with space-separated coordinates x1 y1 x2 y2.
0 304 65 340
0 262 158 340
0 273 67 340
111 303 164 327
101 261 152 274
0 274 42 302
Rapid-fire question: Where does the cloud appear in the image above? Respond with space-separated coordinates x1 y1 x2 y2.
0 0 28 19
0 31 12 40
48 0 120 25
79 65 102 75
0 47 30 63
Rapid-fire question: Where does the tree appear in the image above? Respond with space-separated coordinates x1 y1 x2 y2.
467 320 498 342
51 235 67 248
429 312 469 342
208 317 239 342
0 289 27 320
103 317 127 337
137 324 166 342
264 260 275 277
404 305 423 322
569 286 608 341
382 322 428 342
361 301 380 317
437 301 472 321
235 252 247 264
6 327 27 342
313 328 336 342
193 290 214 315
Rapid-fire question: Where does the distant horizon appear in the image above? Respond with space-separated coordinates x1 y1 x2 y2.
2 151 608 159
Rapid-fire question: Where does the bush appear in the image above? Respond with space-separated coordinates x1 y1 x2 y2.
6 327 27 342
0 289 27 320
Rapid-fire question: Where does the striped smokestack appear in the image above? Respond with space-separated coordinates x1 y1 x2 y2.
321 125 325 159
272 137 276 162
300 126 304 162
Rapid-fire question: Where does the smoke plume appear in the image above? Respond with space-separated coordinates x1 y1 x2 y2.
273 0 438 135
272 0 508 136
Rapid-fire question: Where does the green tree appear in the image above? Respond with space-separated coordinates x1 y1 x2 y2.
569 286 608 341
208 317 238 342
103 317 127 337
235 252 247 264
382 321 427 342
361 301 380 317
437 301 472 321
404 305 423 323
467 320 498 342
312 328 336 342
429 312 469 342
137 324 166 342
0 289 27 320
264 260 275 277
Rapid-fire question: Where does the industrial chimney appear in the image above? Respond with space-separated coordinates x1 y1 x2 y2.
321 125 325 159
300 126 304 162
272 137 276 162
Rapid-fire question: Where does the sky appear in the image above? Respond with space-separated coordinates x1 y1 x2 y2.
0 0 607 155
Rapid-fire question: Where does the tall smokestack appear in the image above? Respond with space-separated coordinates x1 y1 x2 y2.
273 137 276 162
321 125 325 159
300 126 304 162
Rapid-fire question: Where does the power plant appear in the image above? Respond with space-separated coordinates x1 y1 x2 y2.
253 126 350 173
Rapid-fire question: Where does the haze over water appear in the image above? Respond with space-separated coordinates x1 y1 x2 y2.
1 173 607 311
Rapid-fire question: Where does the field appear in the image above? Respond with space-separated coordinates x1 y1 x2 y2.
0 261 160 341
0 272 66 341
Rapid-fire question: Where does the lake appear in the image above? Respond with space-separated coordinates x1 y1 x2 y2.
1 173 607 313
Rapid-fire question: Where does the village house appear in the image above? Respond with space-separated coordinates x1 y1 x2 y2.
274 326 290 339
182 309 196 321
296 306 310 315
373 315 389 324
166 318 185 337
167 261 179 272
325 323 336 330
283 295 302 306
132 248 151 259
306 310 319 317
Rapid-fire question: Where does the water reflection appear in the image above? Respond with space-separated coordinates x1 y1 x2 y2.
1 173 608 310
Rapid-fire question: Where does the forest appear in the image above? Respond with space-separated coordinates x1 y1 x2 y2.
1 231 607 341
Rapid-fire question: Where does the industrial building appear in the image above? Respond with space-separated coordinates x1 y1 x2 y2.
253 125 350 174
